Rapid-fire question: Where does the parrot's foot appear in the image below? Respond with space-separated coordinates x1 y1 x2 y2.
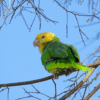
64 69 71 76
53 69 59 79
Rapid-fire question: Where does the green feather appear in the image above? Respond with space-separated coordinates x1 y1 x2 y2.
46 59 92 73
41 36 92 73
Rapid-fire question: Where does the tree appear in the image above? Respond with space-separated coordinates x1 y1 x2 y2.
0 0 100 100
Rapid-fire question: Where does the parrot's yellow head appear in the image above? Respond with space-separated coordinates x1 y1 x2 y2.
33 32 59 53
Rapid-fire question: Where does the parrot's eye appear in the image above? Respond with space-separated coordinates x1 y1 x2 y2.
42 36 45 38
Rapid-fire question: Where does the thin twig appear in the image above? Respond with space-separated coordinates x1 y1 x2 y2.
52 78 57 100
82 46 100 64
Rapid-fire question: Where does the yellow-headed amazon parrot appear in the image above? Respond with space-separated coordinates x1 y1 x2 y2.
33 32 92 79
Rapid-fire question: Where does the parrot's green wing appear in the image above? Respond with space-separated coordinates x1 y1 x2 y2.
41 41 92 73
68 44 80 62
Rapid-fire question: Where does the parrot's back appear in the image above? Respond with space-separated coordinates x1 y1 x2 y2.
41 41 84 73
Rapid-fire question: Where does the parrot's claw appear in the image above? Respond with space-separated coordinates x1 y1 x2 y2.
53 73 59 79
64 69 71 76
53 69 59 79
70 68 73 72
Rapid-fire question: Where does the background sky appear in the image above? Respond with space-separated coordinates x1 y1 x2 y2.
0 0 100 100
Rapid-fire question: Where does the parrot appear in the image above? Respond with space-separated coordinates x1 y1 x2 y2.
33 32 92 79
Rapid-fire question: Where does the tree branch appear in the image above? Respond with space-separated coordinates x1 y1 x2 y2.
0 59 100 88
83 84 100 100
58 67 96 100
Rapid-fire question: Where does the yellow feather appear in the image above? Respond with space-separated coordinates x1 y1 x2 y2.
36 32 56 53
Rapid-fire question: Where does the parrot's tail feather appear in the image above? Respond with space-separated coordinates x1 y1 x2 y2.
71 61 92 71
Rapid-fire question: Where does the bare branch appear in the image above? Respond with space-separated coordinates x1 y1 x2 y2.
22 87 41 100
7 87 9 100
75 15 89 46
83 84 100 100
31 85 51 99
0 0 58 30
0 59 100 88
0 87 8 92
81 86 87 100
52 78 57 100
85 72 100 87
27 0 58 24
82 46 100 64
55 0 100 44
58 67 96 100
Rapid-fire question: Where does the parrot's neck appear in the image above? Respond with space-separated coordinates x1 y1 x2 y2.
39 36 61 54
39 43 48 54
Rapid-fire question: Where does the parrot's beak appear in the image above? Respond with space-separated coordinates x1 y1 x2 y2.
33 38 40 47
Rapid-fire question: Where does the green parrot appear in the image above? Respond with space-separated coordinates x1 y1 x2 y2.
33 32 92 79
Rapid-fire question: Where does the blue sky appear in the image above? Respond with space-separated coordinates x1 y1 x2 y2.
0 0 100 100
